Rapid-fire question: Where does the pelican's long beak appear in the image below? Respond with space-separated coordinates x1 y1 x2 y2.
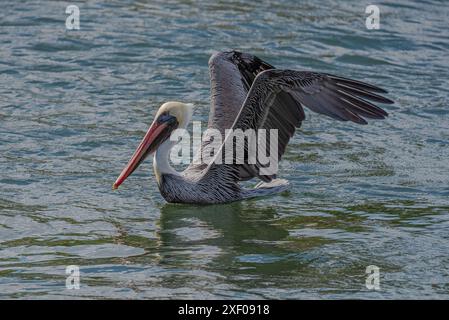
113 115 177 190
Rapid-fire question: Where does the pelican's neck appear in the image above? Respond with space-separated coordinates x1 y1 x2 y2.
153 104 193 186
153 139 179 185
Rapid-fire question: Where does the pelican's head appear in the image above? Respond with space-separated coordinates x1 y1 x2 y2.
112 101 193 189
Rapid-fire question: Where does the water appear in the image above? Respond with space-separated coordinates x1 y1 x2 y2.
1 0 449 299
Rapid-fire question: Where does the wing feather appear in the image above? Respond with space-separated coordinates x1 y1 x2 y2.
202 67 393 184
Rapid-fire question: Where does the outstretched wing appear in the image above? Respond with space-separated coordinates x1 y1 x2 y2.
202 67 393 185
187 51 303 180
204 51 300 134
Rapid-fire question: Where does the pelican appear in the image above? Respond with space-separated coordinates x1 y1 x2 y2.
113 50 393 204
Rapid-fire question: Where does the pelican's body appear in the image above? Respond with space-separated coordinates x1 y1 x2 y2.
113 51 393 204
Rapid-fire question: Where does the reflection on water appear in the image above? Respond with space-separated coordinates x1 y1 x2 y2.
1 0 449 299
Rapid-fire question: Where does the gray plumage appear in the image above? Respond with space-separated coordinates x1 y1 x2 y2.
157 51 393 204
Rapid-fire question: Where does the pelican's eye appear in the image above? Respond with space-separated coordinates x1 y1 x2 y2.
157 111 170 122
157 112 178 128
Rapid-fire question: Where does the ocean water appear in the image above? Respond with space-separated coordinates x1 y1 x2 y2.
1 0 449 299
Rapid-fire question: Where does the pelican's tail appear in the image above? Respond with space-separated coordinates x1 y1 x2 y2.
241 179 290 200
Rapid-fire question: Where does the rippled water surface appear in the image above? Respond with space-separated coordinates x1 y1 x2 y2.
1 0 449 299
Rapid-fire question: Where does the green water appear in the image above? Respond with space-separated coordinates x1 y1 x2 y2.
1 0 449 299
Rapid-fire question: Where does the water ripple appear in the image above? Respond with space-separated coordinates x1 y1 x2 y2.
1 0 449 299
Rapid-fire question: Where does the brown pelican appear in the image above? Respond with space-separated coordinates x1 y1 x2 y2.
113 51 393 204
